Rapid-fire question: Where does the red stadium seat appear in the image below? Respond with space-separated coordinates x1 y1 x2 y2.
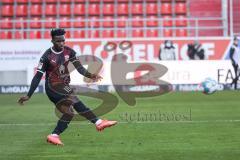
117 30 127 38
132 3 143 15
16 0 28 3
29 30 41 39
0 18 12 29
146 16 158 27
1 5 14 17
16 5 28 17
44 17 56 28
103 0 114 2
73 4 85 15
161 3 172 15
132 16 143 27
45 4 57 16
118 0 128 2
132 29 143 37
117 16 127 27
60 0 72 3
45 0 56 3
89 0 99 2
103 3 114 15
75 0 85 2
88 30 100 38
30 0 42 3
73 16 85 28
14 31 27 39
30 17 42 28
163 15 173 27
147 3 158 15
89 4 100 16
2 0 14 4
117 3 128 15
30 4 42 16
88 16 100 28
43 30 51 39
102 30 114 38
175 15 187 26
64 30 71 38
15 17 27 28
163 29 173 37
103 16 114 28
59 17 71 28
72 30 85 38
175 3 187 15
0 31 12 39
146 29 158 37
59 4 71 16
176 28 187 36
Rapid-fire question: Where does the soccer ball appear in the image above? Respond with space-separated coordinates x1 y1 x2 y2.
201 78 218 94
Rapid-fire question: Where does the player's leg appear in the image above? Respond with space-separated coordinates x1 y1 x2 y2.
71 96 117 131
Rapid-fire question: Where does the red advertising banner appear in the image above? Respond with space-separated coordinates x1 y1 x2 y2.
66 38 231 61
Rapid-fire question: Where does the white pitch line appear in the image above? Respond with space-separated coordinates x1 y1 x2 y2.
0 119 240 126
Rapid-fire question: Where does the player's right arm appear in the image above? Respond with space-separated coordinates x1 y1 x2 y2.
18 54 48 105
229 47 235 65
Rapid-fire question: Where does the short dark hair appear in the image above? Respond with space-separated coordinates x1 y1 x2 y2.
51 28 66 38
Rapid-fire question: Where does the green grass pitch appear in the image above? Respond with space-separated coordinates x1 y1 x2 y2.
0 91 240 160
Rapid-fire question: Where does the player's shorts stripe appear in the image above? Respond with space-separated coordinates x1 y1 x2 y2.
37 70 44 74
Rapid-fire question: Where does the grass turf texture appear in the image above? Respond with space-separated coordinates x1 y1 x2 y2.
0 91 240 160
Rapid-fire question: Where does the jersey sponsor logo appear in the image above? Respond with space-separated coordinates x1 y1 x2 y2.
59 64 65 74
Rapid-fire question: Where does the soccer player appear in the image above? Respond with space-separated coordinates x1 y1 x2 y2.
18 28 117 146
230 36 240 89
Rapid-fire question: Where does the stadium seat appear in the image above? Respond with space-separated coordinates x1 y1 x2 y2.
30 4 42 16
16 5 28 17
72 30 85 38
117 3 128 15
73 4 85 15
146 29 158 37
59 4 71 16
147 3 158 15
88 16 100 28
73 16 85 28
175 2 187 15
0 31 12 39
176 28 187 36
44 17 56 28
29 30 41 39
118 0 128 2
103 0 114 2
89 4 100 16
29 17 42 28
132 29 143 37
64 30 71 38
117 16 128 28
103 16 114 28
117 30 127 38
131 3 143 15
146 15 158 27
88 30 100 38
1 5 14 17
132 16 143 27
45 4 57 16
14 31 27 39
43 30 51 39
45 0 56 3
2 0 14 4
163 15 173 27
161 3 172 15
30 0 42 3
175 15 187 26
103 3 114 15
89 0 99 2
16 0 28 3
102 30 114 38
15 17 27 28
163 29 173 37
75 0 85 2
60 0 72 3
0 18 12 29
59 17 71 28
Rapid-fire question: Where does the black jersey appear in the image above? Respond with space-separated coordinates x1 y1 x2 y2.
37 46 78 86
